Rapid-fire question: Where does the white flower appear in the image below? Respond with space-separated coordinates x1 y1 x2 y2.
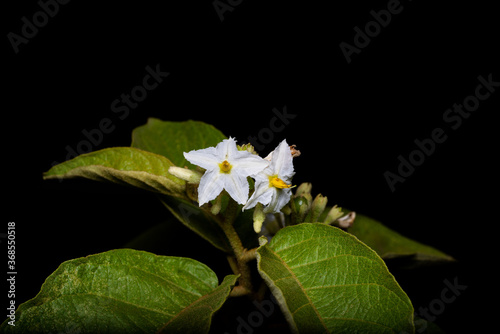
183 137 268 206
243 139 295 215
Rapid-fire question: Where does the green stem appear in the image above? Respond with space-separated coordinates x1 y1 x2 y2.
222 225 253 294
240 247 257 263
215 198 254 296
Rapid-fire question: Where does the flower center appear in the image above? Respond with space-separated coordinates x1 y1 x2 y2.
219 160 232 173
269 176 292 189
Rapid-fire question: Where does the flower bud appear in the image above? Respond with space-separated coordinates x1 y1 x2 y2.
337 211 356 229
168 166 202 184
281 204 292 215
253 203 266 233
292 195 310 224
237 143 258 155
210 193 223 215
324 205 344 225
305 194 328 222
294 182 312 197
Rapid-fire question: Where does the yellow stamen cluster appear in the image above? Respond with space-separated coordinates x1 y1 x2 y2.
269 176 292 189
219 160 232 173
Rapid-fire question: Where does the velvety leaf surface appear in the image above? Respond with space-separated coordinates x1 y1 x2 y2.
256 223 414 334
131 118 227 168
1 249 237 334
43 147 185 196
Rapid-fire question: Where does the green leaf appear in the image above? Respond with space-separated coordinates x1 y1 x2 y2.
43 147 185 196
131 118 227 168
158 195 259 253
1 249 237 334
348 212 455 266
158 275 237 334
256 223 414 333
159 195 232 253
232 207 260 250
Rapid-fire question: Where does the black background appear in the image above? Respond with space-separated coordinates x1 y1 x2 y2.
4 0 499 332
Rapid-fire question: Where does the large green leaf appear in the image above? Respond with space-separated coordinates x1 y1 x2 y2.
131 118 227 168
1 249 237 334
256 223 414 333
159 195 232 253
43 147 185 196
348 212 455 266
158 195 259 253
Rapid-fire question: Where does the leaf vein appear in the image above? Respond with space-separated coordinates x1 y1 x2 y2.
98 263 208 298
288 253 378 269
265 246 329 331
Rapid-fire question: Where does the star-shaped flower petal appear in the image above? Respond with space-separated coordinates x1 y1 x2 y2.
184 137 268 206
243 139 295 215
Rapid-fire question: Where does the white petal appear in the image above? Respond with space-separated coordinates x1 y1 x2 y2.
270 140 294 179
263 151 273 161
264 188 292 213
253 170 271 184
243 179 274 210
197 169 224 206
215 137 239 160
231 152 269 177
184 147 219 170
223 172 250 205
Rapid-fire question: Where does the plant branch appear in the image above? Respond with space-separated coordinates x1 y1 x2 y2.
226 255 239 275
214 198 254 295
240 247 257 263
220 220 253 293
229 285 251 297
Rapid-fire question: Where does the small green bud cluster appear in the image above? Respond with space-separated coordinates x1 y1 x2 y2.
287 182 355 228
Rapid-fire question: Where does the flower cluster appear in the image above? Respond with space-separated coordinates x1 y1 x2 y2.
170 137 297 232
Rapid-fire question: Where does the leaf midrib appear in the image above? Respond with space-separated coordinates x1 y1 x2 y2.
266 243 411 332
266 245 329 332
82 262 214 296
291 302 397 333
44 292 178 317
50 164 171 179
26 268 220 324
31 262 216 319
158 286 219 329
271 234 411 308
